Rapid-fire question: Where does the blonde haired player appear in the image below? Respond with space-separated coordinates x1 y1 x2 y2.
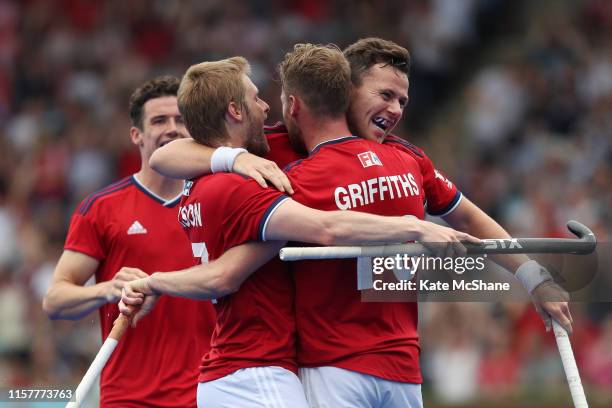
120 55 476 407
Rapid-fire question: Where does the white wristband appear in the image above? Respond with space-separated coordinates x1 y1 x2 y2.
211 146 248 173
515 260 553 293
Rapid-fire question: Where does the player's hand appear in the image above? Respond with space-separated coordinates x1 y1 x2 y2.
531 280 572 334
119 276 157 308
233 153 294 194
106 267 149 303
116 295 158 327
119 281 160 327
130 294 159 327
416 220 480 258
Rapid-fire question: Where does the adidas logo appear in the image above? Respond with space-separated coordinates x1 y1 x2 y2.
127 221 148 235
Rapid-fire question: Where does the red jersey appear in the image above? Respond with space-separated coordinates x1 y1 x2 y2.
383 134 461 216
65 175 216 408
286 136 460 384
179 173 295 382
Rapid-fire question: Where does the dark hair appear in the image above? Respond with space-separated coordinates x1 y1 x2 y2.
129 76 180 129
343 38 411 87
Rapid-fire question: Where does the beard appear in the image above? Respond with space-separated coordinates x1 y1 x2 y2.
285 116 308 156
244 109 269 157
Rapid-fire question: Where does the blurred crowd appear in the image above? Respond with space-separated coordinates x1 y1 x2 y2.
0 0 610 406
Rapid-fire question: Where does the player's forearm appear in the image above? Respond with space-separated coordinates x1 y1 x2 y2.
149 241 284 299
43 281 110 320
149 265 229 299
266 200 425 245
443 197 529 272
149 138 214 179
323 211 424 245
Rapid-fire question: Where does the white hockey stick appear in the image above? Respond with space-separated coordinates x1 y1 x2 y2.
280 220 595 408
553 320 589 407
66 315 130 408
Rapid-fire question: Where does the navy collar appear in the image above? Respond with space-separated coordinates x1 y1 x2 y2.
131 175 182 207
309 136 359 156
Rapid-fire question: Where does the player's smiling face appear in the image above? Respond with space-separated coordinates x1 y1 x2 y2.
347 64 409 143
133 95 189 160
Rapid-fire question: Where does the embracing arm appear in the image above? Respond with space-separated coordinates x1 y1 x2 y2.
119 241 285 323
149 139 214 179
443 197 572 332
265 199 478 246
443 197 529 270
150 139 292 193
148 240 284 299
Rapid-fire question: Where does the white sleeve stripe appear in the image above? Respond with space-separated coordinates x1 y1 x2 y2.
435 192 463 217
260 197 291 241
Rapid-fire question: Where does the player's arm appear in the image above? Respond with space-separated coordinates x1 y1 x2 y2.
149 138 292 193
120 241 284 324
151 241 282 298
42 250 147 320
265 199 478 247
120 198 476 314
443 197 529 269
443 197 572 332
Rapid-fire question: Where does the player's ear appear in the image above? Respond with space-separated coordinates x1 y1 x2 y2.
288 95 299 118
227 101 243 123
129 126 144 147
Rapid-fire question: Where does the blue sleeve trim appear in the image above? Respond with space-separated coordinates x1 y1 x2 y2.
258 196 291 241
427 191 462 217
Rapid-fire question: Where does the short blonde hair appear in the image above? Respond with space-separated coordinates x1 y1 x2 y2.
178 57 250 145
278 43 350 118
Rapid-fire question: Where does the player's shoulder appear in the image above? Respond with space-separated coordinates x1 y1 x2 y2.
383 134 426 159
76 176 135 216
190 172 247 189
187 173 257 198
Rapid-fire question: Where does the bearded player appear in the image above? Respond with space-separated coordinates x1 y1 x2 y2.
145 39 572 407
120 56 475 407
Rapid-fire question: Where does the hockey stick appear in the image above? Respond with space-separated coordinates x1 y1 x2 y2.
553 320 589 407
66 314 130 408
279 220 595 407
279 220 596 261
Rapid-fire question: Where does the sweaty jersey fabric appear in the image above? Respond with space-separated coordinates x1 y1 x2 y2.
285 137 460 384
178 172 295 382
65 175 216 408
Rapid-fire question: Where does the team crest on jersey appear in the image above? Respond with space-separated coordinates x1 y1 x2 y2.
183 180 194 196
357 151 383 168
